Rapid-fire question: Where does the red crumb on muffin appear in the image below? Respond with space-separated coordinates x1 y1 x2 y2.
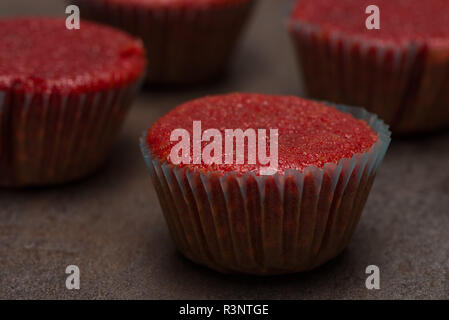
291 0 449 45
0 17 146 93
147 93 378 175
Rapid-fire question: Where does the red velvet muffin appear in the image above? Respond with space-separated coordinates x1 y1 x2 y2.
0 17 146 187
288 0 449 134
140 93 391 275
73 0 256 84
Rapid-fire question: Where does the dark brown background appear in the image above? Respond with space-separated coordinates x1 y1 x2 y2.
0 0 448 299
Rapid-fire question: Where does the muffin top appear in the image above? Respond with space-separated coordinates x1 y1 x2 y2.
0 18 146 93
105 0 250 9
147 93 378 176
291 0 449 46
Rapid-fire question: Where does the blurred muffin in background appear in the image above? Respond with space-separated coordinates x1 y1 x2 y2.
288 0 449 134
73 0 257 84
0 17 146 187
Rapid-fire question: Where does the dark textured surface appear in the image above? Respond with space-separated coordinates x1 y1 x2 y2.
0 0 448 300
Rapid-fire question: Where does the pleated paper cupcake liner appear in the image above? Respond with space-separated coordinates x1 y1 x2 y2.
140 104 391 275
288 19 449 134
0 81 141 187
73 0 256 84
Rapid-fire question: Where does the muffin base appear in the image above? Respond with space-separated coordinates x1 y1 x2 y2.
73 0 256 84
140 104 391 275
0 82 141 187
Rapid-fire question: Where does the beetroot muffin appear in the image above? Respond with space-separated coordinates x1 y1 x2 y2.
0 17 146 187
140 93 391 275
73 0 256 84
288 0 449 134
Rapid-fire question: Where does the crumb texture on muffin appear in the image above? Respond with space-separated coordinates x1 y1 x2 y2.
292 0 449 45
0 18 146 93
147 93 378 175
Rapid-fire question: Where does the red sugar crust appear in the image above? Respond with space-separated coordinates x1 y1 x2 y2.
0 17 146 94
292 0 449 46
147 93 378 175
